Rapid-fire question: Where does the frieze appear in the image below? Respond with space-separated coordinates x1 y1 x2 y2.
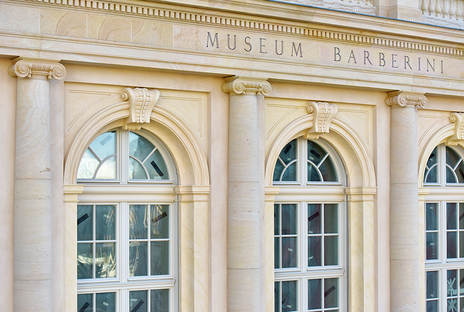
32 0 464 58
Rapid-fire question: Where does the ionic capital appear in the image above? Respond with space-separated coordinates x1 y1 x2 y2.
121 87 160 130
222 76 271 96
385 91 427 108
447 113 464 146
305 101 338 140
8 58 66 80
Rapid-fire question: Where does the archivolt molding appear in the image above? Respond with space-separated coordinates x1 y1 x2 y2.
305 101 338 140
446 113 464 146
385 91 427 108
121 87 160 130
64 99 210 186
8 58 66 80
31 0 464 57
265 114 376 187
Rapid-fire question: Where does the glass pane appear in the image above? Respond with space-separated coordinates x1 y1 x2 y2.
151 241 169 275
78 205 93 241
460 203 464 229
427 271 438 299
426 300 438 312
448 203 458 230
461 270 464 295
129 242 148 277
281 281 297 312
425 166 438 183
95 243 116 278
319 156 337 182
448 299 458 312
427 147 438 168
275 204 280 235
307 162 322 182
151 289 169 312
308 204 321 234
324 236 338 265
282 204 297 235
96 292 116 312
448 270 458 297
95 205 115 241
426 203 438 231
275 282 281 312
448 232 457 259
282 237 297 268
281 140 297 165
151 205 169 239
129 157 148 180
308 236 321 267
129 290 148 312
273 161 285 182
78 293 93 312
95 156 116 180
461 232 464 258
457 162 464 183
130 205 148 240
146 150 169 180
324 204 338 234
308 279 322 310
77 149 100 179
426 232 438 260
447 166 458 183
129 132 155 161
89 132 116 161
308 141 325 165
77 243 93 279
275 237 281 269
324 278 339 308
281 162 297 181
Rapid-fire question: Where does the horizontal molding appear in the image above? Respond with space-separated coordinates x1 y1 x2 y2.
29 0 464 57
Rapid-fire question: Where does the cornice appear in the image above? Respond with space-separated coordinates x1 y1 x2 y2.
28 0 464 57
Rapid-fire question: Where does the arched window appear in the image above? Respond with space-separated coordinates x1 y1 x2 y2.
424 144 464 312
273 137 346 312
76 129 177 312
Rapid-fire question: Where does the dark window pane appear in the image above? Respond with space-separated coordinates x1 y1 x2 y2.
308 204 321 234
426 232 438 260
274 204 280 236
281 162 297 182
96 292 115 312
425 166 438 183
448 203 458 230
282 237 297 268
448 232 457 259
151 289 169 312
324 278 339 308
129 290 148 312
307 163 322 182
78 205 93 241
151 241 169 275
426 203 438 231
308 279 322 310
448 270 458 297
281 281 297 312
77 294 93 312
275 282 281 312
308 236 321 267
324 236 338 265
274 237 280 269
426 300 438 312
150 205 169 239
95 205 115 241
324 204 338 234
426 271 438 299
319 156 337 182
129 242 148 277
282 204 297 235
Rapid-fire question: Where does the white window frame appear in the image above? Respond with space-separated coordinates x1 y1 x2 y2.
273 137 347 312
77 128 178 312
424 144 464 312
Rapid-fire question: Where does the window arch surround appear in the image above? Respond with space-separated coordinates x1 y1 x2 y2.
265 114 377 312
63 96 211 312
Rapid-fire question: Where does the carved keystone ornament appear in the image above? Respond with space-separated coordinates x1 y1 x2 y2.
447 113 464 146
8 58 66 80
121 87 160 130
305 102 338 140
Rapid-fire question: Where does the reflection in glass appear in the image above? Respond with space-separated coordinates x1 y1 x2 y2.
273 139 297 182
151 241 169 275
424 147 438 183
446 147 464 183
282 237 297 268
281 281 297 312
78 205 93 241
151 205 169 239
308 204 321 234
151 289 169 312
129 290 148 312
96 292 116 312
94 156 117 180
78 132 116 179
308 279 321 310
129 132 169 181
77 243 93 279
96 205 115 240
324 278 339 308
130 242 148 277
130 205 149 240
95 243 116 278
77 294 93 312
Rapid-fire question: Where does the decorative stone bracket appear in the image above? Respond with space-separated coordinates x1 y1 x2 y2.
222 76 271 96
305 101 338 140
8 58 66 80
121 87 160 130
385 91 427 108
447 112 464 146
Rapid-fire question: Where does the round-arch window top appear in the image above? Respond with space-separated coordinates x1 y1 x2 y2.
424 144 464 185
77 131 117 179
273 138 338 183
77 130 170 181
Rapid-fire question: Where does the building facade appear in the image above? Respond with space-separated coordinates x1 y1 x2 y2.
1 0 464 311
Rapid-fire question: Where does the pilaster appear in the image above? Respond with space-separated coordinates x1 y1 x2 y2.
223 76 271 312
9 57 66 312
386 91 427 312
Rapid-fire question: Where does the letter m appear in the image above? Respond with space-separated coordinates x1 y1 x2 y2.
207 32 219 48
291 42 303 57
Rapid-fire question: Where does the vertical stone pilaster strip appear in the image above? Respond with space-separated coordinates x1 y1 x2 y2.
223 76 271 312
386 91 427 312
9 58 66 312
